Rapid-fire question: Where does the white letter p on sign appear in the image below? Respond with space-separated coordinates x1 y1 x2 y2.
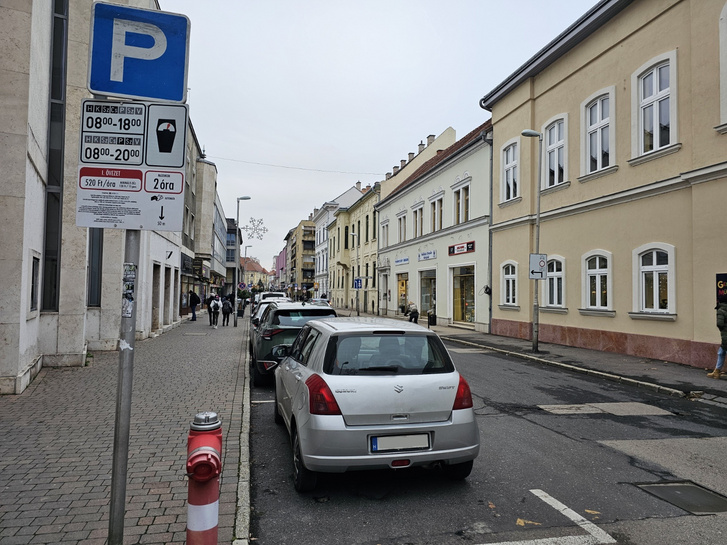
111 19 167 82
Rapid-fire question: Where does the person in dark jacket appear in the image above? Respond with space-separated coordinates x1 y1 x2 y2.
206 293 216 326
707 294 727 379
189 291 200 321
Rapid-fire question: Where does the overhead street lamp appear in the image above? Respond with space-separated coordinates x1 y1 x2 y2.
234 196 251 327
521 129 543 353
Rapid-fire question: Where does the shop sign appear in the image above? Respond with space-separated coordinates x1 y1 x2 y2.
718 274 727 300
192 258 209 279
181 253 193 274
418 250 437 261
395 257 410 266
449 241 475 256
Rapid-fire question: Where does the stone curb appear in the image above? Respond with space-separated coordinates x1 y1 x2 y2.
440 335 688 399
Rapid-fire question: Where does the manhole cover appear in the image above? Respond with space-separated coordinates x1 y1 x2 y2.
637 481 727 515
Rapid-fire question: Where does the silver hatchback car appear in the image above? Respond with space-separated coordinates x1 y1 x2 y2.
272 317 480 492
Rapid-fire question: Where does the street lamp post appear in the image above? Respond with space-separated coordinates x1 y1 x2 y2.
351 231 360 316
521 129 543 353
234 196 251 327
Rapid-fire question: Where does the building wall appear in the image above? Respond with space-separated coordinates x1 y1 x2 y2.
377 129 492 330
488 0 727 366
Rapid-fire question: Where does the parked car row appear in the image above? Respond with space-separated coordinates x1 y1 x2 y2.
251 313 481 493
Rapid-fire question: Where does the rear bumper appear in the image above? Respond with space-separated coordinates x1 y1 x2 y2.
298 409 480 473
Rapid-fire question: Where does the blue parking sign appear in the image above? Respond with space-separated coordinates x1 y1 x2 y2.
89 2 190 103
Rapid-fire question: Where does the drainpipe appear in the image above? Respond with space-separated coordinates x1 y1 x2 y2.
484 129 494 333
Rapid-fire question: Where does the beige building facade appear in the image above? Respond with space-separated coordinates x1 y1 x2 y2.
481 0 727 366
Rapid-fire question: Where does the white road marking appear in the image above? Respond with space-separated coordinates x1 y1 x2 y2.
481 489 616 545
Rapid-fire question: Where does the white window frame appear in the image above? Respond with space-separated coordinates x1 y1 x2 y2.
631 242 676 315
581 250 613 311
380 220 389 249
451 177 471 225
501 261 518 306
430 197 443 232
546 256 565 308
541 115 568 188
580 86 616 177
397 212 407 243
501 138 519 203
630 51 678 160
412 205 424 238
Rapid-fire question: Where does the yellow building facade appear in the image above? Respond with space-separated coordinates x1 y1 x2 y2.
481 0 727 367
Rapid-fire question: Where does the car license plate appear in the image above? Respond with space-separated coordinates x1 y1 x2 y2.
371 434 429 452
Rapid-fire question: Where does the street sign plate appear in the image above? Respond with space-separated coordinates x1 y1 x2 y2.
80 100 145 165
529 253 547 279
88 2 190 103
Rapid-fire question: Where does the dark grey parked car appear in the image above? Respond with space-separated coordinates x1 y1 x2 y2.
250 301 336 386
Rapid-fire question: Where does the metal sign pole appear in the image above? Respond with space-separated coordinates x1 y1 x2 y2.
108 229 140 544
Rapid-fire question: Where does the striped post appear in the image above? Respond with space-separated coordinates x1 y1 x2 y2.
186 412 223 545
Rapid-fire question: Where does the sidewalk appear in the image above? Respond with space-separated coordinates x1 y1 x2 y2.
331 305 727 406
0 315 249 545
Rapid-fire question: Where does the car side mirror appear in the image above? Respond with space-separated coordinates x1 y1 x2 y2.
271 344 291 362
252 318 260 327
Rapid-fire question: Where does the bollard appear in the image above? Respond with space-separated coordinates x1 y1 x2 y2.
186 411 223 545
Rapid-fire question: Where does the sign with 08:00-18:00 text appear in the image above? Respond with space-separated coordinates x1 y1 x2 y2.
76 99 187 231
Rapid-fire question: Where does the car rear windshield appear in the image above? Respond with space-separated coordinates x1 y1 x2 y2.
324 333 454 376
272 309 336 326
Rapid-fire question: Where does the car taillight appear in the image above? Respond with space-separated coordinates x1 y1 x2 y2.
262 328 284 340
306 375 341 415
452 375 473 410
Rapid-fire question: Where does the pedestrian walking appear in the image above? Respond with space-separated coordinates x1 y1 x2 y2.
189 290 200 321
407 301 419 324
221 296 232 326
707 293 727 378
210 295 221 328
206 293 216 326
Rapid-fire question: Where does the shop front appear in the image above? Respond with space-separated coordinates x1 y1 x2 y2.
453 265 475 323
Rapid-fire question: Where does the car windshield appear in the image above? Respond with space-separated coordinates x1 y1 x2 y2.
324 333 454 376
272 309 336 326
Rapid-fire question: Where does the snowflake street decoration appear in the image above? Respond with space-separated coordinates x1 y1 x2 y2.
242 217 268 240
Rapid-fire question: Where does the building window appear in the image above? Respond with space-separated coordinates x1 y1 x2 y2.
430 197 443 232
381 223 389 248
502 262 517 306
632 243 675 315
413 207 423 238
398 215 406 243
502 141 518 202
31 256 40 311
372 211 377 239
453 185 470 224
631 51 677 159
582 251 612 310
365 215 369 242
545 120 565 187
344 226 349 249
586 95 610 173
546 257 564 307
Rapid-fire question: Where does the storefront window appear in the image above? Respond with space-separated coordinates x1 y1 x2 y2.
420 270 436 315
453 266 475 322
397 273 408 314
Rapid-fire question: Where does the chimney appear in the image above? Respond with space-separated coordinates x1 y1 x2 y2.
400 159 406 169
356 181 361 191
427 134 435 146
418 140 425 153
408 152 415 162
393 166 400 175
386 172 392 179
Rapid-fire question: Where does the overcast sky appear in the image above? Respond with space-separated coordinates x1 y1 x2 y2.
161 0 599 272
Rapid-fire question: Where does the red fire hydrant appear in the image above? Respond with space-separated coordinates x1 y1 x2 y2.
186 411 223 545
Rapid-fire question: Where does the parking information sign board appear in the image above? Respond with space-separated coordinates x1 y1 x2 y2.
76 99 188 231
88 2 190 103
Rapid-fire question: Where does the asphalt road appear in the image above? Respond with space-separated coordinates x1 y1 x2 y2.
249 342 727 545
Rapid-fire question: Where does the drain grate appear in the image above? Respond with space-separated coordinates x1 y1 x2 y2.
637 481 727 515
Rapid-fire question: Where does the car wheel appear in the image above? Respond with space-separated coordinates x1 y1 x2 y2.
443 460 473 480
292 429 317 493
252 363 265 387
